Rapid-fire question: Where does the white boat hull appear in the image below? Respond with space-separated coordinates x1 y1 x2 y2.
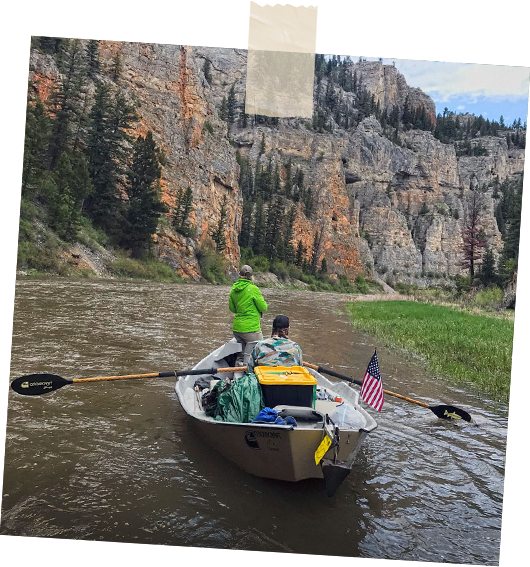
175 340 377 491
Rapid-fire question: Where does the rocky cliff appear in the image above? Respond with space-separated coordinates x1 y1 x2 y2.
28 41 525 285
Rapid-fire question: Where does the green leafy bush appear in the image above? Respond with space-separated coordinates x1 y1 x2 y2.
77 216 109 249
270 260 289 281
110 257 180 281
473 286 504 309
197 244 228 284
355 273 370 294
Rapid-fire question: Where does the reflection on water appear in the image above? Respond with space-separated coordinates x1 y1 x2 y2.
1 278 507 563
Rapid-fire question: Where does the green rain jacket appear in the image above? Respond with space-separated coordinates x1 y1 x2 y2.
229 278 268 333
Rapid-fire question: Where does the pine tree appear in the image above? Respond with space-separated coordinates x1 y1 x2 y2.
479 247 497 287
282 204 297 264
46 152 82 241
295 240 304 267
251 196 265 255
38 36 63 55
174 186 194 236
310 228 324 274
85 84 138 230
111 52 122 82
211 195 228 251
239 199 253 248
219 97 227 121
123 131 166 257
47 39 88 169
495 203 506 237
203 59 212 85
272 162 281 197
227 84 237 126
293 167 304 202
504 166 530 276
304 187 314 218
86 40 100 78
260 132 266 154
22 95 51 195
284 158 293 198
263 194 284 261
459 190 487 278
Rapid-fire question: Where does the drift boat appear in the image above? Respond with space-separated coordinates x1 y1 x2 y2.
175 339 377 496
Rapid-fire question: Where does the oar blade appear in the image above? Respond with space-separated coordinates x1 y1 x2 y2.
11 374 73 396
430 404 472 422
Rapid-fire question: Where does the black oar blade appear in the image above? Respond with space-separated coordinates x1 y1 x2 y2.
10 374 73 396
430 404 472 422
321 460 351 497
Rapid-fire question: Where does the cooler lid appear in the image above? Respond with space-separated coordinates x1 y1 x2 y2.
255 365 317 386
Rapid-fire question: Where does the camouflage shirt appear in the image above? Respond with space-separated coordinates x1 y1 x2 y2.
248 336 303 372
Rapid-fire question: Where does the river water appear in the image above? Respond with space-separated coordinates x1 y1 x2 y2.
1 278 508 564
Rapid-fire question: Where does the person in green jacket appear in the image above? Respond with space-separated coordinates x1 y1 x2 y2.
229 265 268 364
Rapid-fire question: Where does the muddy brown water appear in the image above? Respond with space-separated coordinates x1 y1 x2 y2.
1 278 508 564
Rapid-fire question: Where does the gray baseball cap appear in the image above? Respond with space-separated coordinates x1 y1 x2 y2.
240 265 253 277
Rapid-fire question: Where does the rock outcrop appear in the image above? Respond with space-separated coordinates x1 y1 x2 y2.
28 42 525 285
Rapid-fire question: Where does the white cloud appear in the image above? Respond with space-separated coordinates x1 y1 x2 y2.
320 36 530 105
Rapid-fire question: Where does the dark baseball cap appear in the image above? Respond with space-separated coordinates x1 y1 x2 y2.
273 314 290 329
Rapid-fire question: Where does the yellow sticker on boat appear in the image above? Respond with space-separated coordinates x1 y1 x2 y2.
314 435 332 465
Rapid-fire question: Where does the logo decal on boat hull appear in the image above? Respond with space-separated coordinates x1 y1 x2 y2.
245 431 260 450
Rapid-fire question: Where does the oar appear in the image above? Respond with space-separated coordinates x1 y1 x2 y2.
304 362 472 422
10 366 246 396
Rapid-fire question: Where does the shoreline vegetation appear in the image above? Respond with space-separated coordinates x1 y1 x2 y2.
346 300 513 403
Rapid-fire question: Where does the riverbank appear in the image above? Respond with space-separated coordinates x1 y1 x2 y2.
346 300 514 403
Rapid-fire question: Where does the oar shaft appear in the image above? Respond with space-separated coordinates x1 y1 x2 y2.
304 362 430 408
72 366 247 384
381 389 430 408
73 372 165 383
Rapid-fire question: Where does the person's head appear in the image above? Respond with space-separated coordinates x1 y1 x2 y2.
239 265 253 280
272 314 290 338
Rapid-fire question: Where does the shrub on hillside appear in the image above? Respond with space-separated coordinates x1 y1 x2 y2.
473 286 504 309
110 257 179 281
197 244 228 284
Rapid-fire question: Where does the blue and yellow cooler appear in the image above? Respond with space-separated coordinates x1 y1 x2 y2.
254 366 317 408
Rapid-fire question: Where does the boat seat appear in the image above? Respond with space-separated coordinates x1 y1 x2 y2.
274 405 325 423
315 400 341 414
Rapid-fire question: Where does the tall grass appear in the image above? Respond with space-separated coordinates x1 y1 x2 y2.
346 301 514 402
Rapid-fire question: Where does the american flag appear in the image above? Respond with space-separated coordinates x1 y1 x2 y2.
360 350 384 411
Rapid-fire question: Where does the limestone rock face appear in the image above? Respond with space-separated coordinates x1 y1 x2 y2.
353 61 436 125
27 43 525 285
102 42 242 280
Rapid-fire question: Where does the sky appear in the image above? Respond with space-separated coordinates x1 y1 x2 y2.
0 35 17 179
349 55 530 126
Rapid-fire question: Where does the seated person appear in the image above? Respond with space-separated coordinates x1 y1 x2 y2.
248 314 302 372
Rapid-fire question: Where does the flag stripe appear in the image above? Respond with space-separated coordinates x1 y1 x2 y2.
360 351 384 411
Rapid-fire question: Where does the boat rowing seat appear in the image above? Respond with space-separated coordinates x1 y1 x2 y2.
274 405 325 426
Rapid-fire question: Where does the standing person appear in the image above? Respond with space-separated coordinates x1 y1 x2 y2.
248 314 303 372
229 265 268 364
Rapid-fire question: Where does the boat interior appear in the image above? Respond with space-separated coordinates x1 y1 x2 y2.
177 339 373 432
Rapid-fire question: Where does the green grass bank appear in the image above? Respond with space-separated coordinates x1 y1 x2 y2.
346 301 514 402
